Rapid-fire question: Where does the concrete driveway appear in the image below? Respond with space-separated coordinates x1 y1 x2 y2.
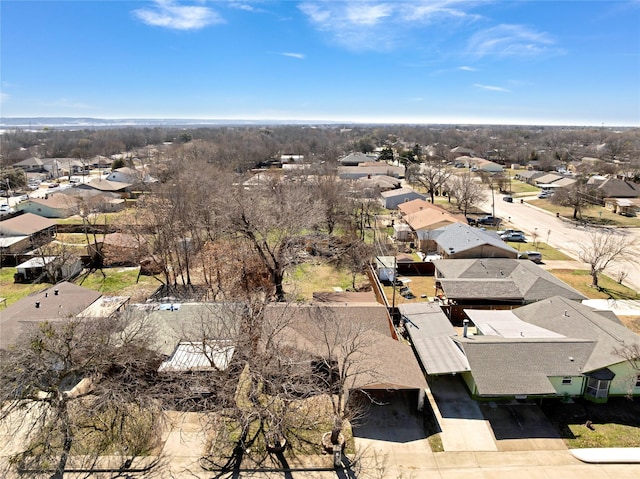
427 375 497 452
479 402 566 451
351 390 435 471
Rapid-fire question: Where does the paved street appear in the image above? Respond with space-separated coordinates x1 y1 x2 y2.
480 195 640 293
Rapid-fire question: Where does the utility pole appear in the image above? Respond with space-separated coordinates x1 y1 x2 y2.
491 182 495 218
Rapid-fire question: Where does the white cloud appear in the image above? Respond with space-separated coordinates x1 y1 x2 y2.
345 3 393 25
133 0 224 31
459 65 478 71
468 24 556 57
281 52 306 59
474 83 511 92
298 1 484 52
401 1 484 22
228 2 257 12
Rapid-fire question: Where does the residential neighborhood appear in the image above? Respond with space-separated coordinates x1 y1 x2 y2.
1 124 640 478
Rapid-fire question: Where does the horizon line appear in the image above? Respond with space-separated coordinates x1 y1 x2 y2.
1 116 638 129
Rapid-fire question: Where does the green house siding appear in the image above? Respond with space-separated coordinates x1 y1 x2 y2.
548 376 585 397
607 361 640 397
18 203 70 219
461 371 478 396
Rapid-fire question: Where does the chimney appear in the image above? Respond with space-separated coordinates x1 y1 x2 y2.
35 301 40 308
463 319 469 338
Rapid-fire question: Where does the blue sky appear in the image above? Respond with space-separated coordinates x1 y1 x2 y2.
1 1 639 125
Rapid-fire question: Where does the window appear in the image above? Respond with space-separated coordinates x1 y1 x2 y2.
636 375 640 388
562 377 572 385
586 377 610 399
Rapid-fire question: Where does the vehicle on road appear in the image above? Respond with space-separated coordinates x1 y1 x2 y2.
519 251 542 263
477 215 502 226
502 195 513 202
501 231 526 242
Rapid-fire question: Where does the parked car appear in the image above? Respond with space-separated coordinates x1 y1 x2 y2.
0 204 15 216
501 231 526 242
502 195 513 202
477 215 502 226
538 191 553 199
519 251 542 263
466 216 477 226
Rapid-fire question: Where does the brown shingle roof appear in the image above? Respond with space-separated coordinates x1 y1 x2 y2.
0 212 56 236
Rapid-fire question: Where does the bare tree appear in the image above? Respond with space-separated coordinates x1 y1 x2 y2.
577 229 638 288
0 314 164 479
333 235 373 290
448 173 487 217
409 160 452 204
32 241 81 284
220 178 324 301
305 305 381 448
552 180 598 220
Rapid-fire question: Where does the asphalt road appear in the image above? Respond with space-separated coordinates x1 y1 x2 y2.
480 195 640 293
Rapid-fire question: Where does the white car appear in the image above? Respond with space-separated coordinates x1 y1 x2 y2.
519 251 543 263
0 204 15 216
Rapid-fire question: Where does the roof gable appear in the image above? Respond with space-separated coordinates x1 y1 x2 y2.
434 259 587 302
513 296 640 372
433 224 517 255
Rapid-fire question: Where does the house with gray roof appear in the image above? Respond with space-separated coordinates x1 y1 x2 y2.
433 258 587 320
514 170 545 184
401 297 640 401
0 282 102 350
429 223 518 259
16 193 80 218
354 174 401 192
76 178 132 194
534 173 564 185
379 187 426 209
595 178 640 199
459 297 640 401
338 164 405 180
339 152 377 166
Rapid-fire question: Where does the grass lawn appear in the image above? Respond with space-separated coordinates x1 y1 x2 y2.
548 269 639 300
507 179 540 195
542 398 640 448
56 233 104 244
287 262 369 301
56 212 127 226
528 199 640 227
0 267 51 305
619 316 640 334
74 267 159 301
381 275 437 305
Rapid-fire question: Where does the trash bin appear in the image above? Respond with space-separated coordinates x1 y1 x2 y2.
556 212 560 217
